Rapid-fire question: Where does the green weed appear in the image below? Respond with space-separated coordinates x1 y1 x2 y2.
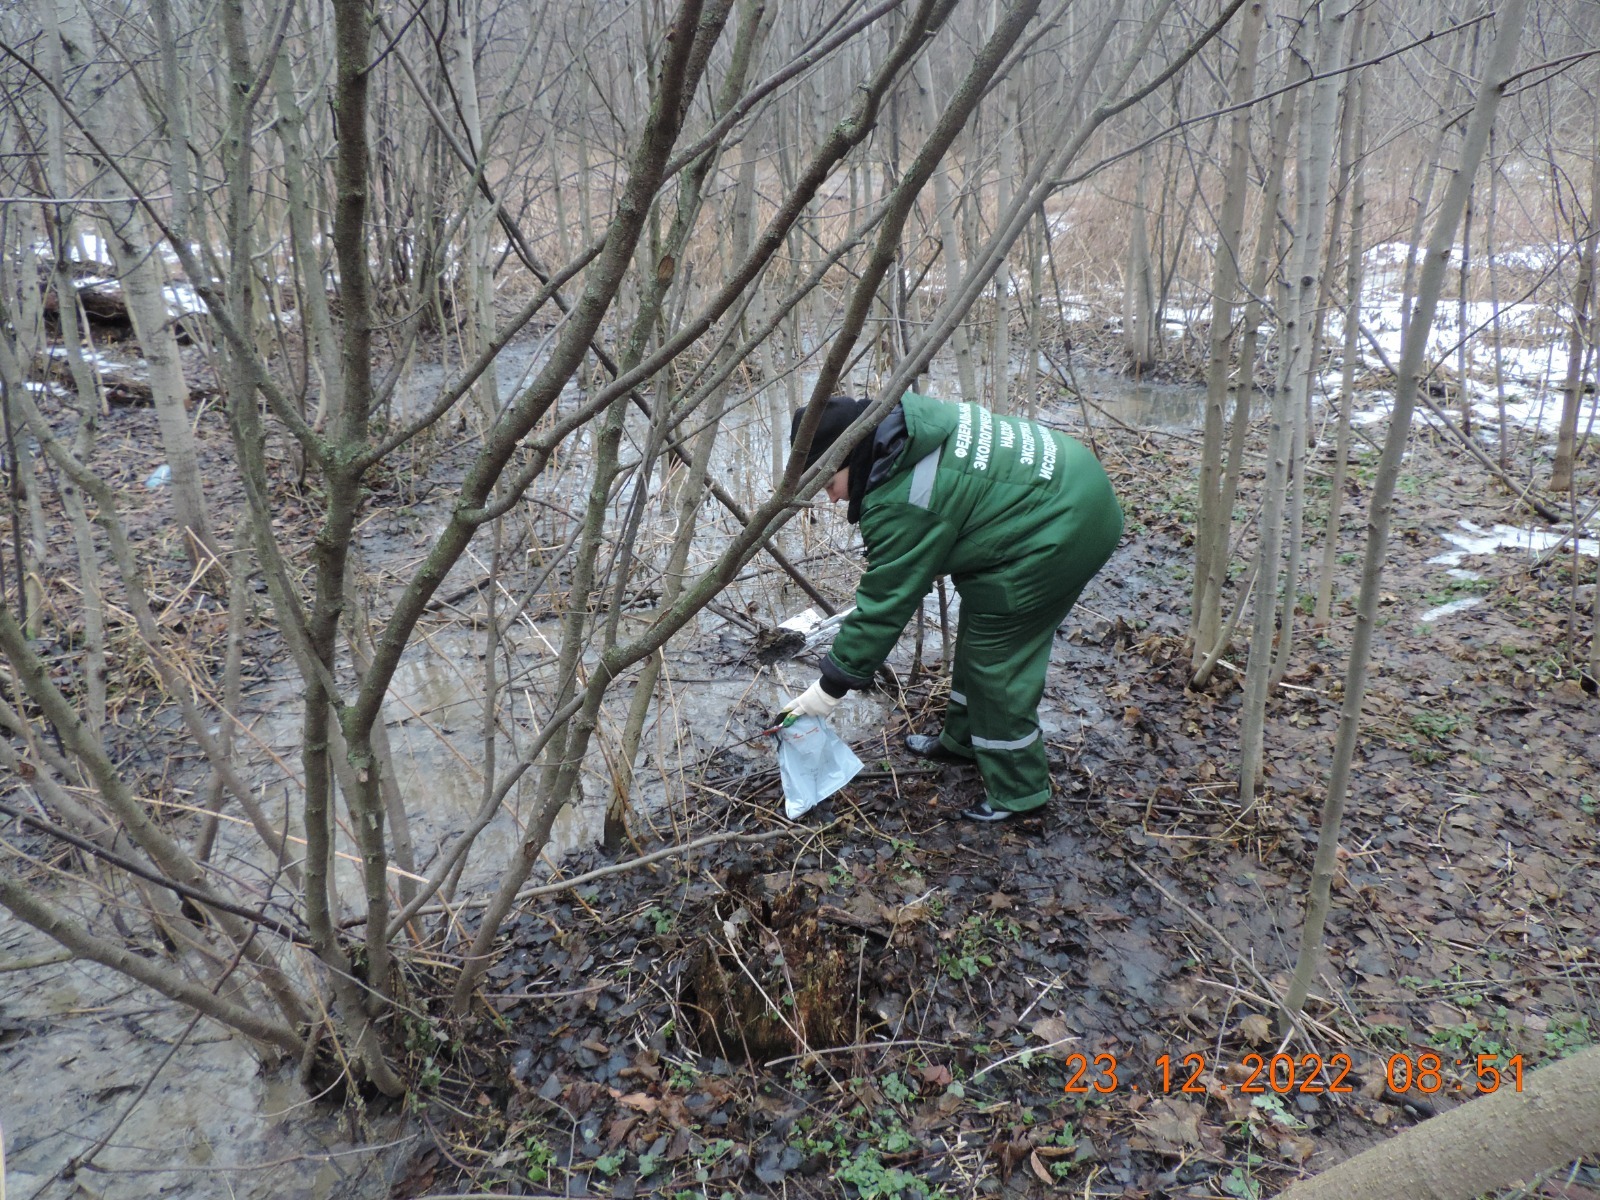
1545 1014 1594 1057
1222 1162 1264 1199
836 1148 930 1199
523 1136 558 1185
1408 711 1460 740
939 913 1019 982
645 905 676 935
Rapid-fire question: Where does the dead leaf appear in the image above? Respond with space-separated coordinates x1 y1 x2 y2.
1274 1132 1318 1164
615 1091 658 1114
1030 1148 1054 1186
1132 1099 1203 1155
1238 1013 1273 1045
920 1064 953 1087
1030 1016 1074 1049
604 1115 638 1150
989 1137 1029 1182
885 900 931 928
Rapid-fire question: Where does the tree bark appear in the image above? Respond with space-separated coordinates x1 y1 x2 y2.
1191 0 1264 670
1281 0 1528 1029
1278 1046 1600 1200
1313 3 1370 627
1550 142 1599 493
51 0 219 566
1124 143 1158 374
916 51 980 403
1270 0 1349 687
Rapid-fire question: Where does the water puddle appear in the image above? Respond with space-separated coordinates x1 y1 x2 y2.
4 346 1204 1198
1073 374 1204 431
0 919 413 1200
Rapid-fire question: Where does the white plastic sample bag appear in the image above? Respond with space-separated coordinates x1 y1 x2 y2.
773 715 863 820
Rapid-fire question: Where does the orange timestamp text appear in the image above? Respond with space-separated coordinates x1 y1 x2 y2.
1061 1051 1527 1096
1059 1051 1357 1096
1384 1051 1525 1095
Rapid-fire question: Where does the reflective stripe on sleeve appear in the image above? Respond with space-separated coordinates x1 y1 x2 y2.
908 446 941 509
949 689 967 706
971 729 1040 751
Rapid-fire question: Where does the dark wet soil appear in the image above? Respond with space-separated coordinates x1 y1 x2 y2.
398 413 1600 1199
8 321 1597 1199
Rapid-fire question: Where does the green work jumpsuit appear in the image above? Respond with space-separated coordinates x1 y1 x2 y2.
819 393 1123 813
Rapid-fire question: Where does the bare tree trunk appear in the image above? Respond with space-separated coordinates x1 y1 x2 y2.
1455 22 1483 438
1313 4 1370 627
1191 0 1265 671
992 55 1016 411
1278 1046 1600 1200
450 0 501 425
1022 209 1044 418
51 0 219 566
1281 0 1528 1029
1397 29 1469 347
1486 130 1511 471
1551 142 1599 493
1124 144 1158 374
1239 9 1337 811
1593 537 1600 685
30 182 111 735
1201 48 1301 687
1269 1 1348 687
916 52 979 403
272 46 345 428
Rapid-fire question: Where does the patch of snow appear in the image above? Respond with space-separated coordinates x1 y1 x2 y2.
1419 596 1484 624
162 283 207 316
1428 519 1599 566
1487 245 1560 272
1363 241 1413 267
44 346 131 373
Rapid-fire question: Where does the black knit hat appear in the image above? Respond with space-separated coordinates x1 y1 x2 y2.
789 397 871 470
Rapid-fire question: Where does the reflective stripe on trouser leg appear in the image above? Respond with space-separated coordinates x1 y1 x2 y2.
950 586 1085 812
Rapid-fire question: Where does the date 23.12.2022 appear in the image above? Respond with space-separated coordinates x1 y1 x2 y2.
1060 1050 1526 1096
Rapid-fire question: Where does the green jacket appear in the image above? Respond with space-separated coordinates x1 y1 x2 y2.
821 393 1123 690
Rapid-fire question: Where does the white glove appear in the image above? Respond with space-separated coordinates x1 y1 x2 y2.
781 680 841 720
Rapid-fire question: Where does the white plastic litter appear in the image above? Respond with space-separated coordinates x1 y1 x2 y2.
777 605 856 652
773 715 863 820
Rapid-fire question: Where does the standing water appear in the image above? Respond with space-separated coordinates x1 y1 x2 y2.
1 361 1208 1199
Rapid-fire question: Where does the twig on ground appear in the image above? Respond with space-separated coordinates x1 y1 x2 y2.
1130 862 1311 1043
345 825 832 927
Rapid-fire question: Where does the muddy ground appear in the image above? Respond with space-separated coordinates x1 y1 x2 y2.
397 411 1600 1198
3 335 1597 1199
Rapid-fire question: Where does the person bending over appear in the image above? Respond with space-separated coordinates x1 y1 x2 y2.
781 393 1123 822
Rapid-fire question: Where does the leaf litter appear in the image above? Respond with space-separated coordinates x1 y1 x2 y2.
402 404 1599 1198
9 329 1594 1198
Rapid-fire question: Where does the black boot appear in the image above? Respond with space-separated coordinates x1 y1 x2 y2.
904 733 973 764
